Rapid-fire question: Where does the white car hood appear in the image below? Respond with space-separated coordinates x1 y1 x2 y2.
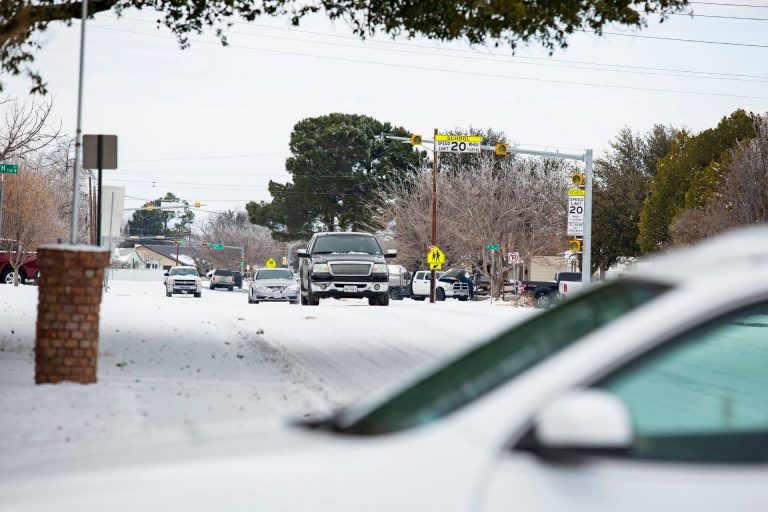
0 421 485 512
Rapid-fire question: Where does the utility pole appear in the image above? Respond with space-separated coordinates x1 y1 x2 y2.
70 0 87 244
0 174 4 247
582 149 593 289
430 127 438 304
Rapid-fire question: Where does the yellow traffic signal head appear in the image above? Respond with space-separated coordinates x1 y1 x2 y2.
571 173 585 186
146 203 154 212
568 240 582 253
410 134 423 146
495 143 508 156
194 201 201 208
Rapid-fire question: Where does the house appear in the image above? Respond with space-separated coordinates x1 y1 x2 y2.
134 244 197 270
112 248 144 269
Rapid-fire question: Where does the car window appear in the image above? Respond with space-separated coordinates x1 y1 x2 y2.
214 269 232 276
331 280 669 436
256 269 294 280
596 301 768 464
312 235 382 255
169 268 197 276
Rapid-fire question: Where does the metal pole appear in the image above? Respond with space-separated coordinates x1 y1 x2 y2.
96 136 103 246
70 0 88 244
582 149 593 289
490 249 496 305
0 174 4 249
430 127 438 304
105 191 115 292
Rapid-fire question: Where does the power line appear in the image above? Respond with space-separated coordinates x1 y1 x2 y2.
689 1 768 8
583 29 768 48
123 151 287 162
121 17 768 81
89 25 768 101
670 12 768 21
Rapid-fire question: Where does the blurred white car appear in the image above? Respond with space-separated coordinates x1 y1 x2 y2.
4 228 768 511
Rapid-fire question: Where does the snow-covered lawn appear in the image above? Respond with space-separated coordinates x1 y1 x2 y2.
0 280 532 473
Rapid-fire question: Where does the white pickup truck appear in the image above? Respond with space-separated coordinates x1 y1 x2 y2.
557 271 583 302
410 269 470 301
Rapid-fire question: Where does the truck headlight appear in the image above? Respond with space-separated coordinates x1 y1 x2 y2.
372 264 388 273
312 263 330 273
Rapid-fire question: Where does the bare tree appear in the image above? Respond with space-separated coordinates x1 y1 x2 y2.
0 97 60 161
376 153 570 297
1 164 68 284
196 209 286 271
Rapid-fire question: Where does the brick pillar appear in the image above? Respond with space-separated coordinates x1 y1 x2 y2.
35 246 109 384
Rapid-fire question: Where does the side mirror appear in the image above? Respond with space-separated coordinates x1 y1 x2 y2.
163 272 169 277
527 390 632 456
296 248 309 258
385 249 397 259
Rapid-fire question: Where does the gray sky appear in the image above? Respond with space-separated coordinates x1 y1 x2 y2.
4 3 768 220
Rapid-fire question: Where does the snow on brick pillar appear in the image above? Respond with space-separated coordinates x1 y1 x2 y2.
35 246 109 384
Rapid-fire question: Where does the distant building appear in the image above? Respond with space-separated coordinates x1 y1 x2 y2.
133 244 196 270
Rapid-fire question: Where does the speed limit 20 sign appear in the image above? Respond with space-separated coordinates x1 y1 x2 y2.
567 189 585 236
435 134 482 153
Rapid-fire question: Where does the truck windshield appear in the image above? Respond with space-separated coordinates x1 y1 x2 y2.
313 235 382 255
330 279 669 436
170 268 197 276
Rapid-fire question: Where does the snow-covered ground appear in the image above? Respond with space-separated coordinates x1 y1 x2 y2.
0 280 532 474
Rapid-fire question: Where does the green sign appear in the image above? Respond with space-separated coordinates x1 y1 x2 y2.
485 244 500 251
0 163 18 174
211 243 225 250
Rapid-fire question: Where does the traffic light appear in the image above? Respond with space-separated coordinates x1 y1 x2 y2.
410 134 423 146
201 242 210 247
571 173 585 186
495 143 508 156
146 203 154 212
194 201 201 208
568 240 582 253
281 256 287 265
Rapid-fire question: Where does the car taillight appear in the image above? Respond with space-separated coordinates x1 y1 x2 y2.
563 283 568 292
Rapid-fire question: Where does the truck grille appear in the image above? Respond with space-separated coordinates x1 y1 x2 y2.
175 280 197 286
329 262 372 277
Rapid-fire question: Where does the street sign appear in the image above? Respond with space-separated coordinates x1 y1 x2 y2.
435 134 483 153
0 163 18 174
265 258 277 268
485 244 500 251
430 262 443 270
82 134 118 169
427 246 446 266
507 252 520 264
567 188 585 236
210 243 225 250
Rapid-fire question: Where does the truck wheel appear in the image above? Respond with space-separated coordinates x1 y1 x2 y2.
536 294 552 309
1 269 12 285
389 288 401 301
166 291 172 297
378 293 390 306
195 292 201 298
436 288 446 301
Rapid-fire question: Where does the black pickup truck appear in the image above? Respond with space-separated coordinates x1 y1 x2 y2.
519 272 581 308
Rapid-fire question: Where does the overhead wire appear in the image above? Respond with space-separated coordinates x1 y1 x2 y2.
88 25 768 101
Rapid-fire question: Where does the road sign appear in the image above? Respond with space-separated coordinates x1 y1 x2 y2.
567 188 585 236
427 246 446 266
430 262 443 270
82 134 118 169
265 258 277 268
435 134 483 154
507 252 520 264
435 134 483 143
0 163 18 174
485 244 500 251
210 243 225 250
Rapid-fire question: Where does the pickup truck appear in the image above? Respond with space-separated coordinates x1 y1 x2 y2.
210 269 235 291
558 272 584 302
519 272 582 308
410 268 470 301
0 253 39 285
164 266 202 297
387 264 411 301
297 232 396 306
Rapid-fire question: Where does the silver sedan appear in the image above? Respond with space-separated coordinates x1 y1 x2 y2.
248 268 300 304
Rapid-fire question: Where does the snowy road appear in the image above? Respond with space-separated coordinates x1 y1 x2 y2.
0 280 532 472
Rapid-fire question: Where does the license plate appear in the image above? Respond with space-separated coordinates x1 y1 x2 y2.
181 290 188 294
343 285 357 293
273 292 282 298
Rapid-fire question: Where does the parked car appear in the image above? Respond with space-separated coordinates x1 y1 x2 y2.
0 252 38 285
557 271 583 301
232 271 243 289
387 264 411 301
209 269 234 291
410 269 470 301
520 272 582 308
163 266 202 298
297 232 396 306
9 227 768 511
248 268 299 304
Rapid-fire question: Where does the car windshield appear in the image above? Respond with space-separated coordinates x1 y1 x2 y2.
312 235 382 255
170 268 197 276
214 269 232 276
256 269 294 280
330 279 669 435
